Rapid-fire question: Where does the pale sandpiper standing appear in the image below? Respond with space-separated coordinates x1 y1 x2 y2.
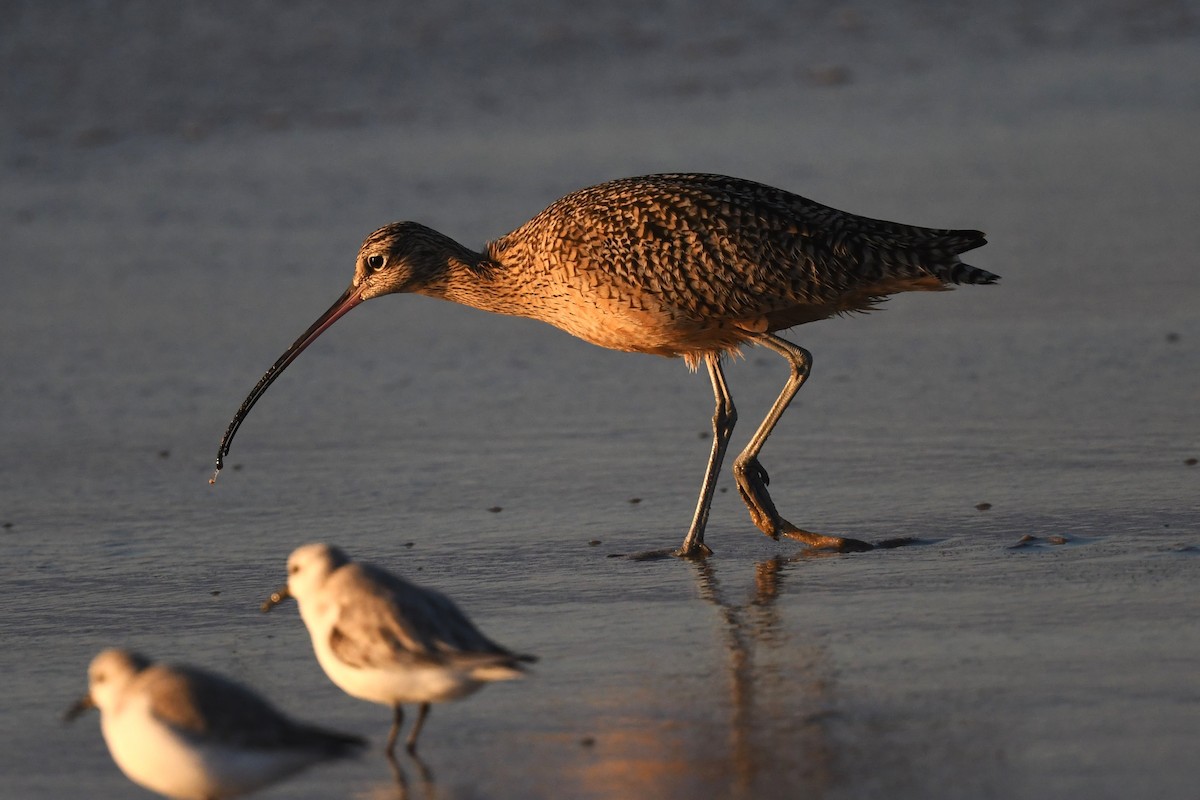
65 648 365 799
263 543 536 755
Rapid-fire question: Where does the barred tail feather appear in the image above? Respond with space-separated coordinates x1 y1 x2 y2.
944 260 1000 285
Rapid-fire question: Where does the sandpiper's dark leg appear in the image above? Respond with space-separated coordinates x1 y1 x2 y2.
734 334 872 552
386 704 404 756
405 703 431 754
385 748 409 788
678 355 736 558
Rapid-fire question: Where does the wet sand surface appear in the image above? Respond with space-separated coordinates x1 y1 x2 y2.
2 4 1198 798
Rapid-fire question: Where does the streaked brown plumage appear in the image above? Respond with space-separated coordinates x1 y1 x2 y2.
214 173 997 556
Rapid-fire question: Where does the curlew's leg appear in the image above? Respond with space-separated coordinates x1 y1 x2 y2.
405 703 431 754
733 334 872 552
677 355 736 558
386 704 404 756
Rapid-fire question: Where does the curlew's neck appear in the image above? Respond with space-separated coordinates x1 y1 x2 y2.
402 229 497 305
422 232 538 319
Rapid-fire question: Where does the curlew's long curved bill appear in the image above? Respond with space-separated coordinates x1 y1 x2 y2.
211 285 364 484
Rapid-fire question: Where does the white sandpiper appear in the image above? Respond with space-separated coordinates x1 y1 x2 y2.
65 648 365 800
263 542 536 755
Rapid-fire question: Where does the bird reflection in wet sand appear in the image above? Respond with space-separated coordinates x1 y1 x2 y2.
693 557 841 796
558 556 847 798
363 749 434 800
211 174 996 557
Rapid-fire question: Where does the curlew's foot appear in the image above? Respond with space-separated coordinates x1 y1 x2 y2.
779 523 874 553
673 541 714 560
732 455 802 539
733 456 873 552
733 456 783 535
607 543 713 561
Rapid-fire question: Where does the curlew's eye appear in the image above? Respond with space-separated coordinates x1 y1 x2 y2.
366 254 387 271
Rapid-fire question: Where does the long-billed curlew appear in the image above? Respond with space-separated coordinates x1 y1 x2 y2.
263 543 536 755
213 173 997 557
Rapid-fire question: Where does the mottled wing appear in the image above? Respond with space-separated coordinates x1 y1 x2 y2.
143 664 360 752
328 564 522 670
512 173 993 325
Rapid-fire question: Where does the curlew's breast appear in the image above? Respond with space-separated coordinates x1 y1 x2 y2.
474 237 771 361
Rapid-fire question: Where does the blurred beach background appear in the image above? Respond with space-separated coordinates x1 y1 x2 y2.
2 2 1198 798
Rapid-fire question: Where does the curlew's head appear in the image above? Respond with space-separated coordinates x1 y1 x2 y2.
352 221 474 299
211 222 484 483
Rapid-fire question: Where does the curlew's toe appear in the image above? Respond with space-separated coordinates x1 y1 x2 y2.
780 524 875 553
